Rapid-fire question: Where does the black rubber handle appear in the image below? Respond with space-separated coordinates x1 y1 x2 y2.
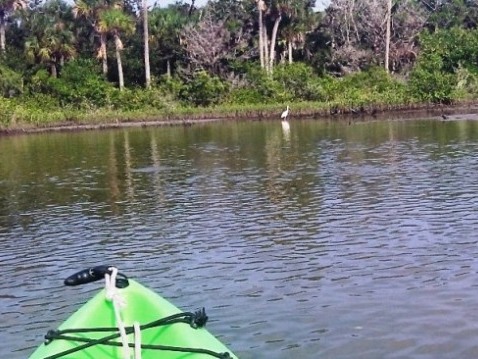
64 266 129 288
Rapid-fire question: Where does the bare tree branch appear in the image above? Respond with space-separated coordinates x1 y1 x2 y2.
324 0 427 74
180 12 253 77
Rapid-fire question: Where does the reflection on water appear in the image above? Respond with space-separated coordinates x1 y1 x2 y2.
281 120 290 141
1 118 478 358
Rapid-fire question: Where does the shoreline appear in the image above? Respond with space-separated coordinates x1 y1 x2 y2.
2 102 478 137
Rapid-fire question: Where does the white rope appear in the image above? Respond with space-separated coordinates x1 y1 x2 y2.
134 322 142 359
105 267 131 359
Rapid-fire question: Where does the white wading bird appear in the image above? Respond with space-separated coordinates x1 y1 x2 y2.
281 105 290 120
281 105 290 133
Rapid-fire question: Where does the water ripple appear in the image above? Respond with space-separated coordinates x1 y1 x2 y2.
1 120 478 358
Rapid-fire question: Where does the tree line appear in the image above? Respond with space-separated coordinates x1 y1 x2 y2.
1 0 478 126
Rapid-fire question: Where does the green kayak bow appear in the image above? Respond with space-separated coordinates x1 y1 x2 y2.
28 266 238 359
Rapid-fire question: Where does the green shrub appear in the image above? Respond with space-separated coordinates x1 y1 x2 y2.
50 59 113 109
24 59 114 109
409 68 456 103
108 87 169 111
228 65 289 104
453 65 478 99
225 87 265 104
408 27 478 103
273 63 324 101
418 28 478 72
20 92 62 110
0 64 23 97
179 71 228 106
28 69 52 95
409 53 456 103
320 67 409 105
0 97 16 125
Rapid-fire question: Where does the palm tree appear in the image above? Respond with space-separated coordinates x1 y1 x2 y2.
149 5 191 78
256 0 266 69
25 0 76 77
281 0 316 64
98 8 134 90
255 0 284 74
73 0 121 75
25 30 76 77
264 0 315 73
0 0 27 53
385 0 391 72
269 10 282 73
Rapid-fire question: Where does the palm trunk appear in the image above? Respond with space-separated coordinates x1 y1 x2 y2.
269 15 282 75
262 24 269 72
166 59 171 79
100 32 108 75
0 16 6 53
288 40 292 64
257 0 264 68
385 0 392 73
50 63 57 78
114 35 124 90
143 0 151 89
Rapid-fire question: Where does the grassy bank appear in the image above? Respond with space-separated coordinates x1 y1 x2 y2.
2 98 478 137
3 59 478 134
0 98 426 131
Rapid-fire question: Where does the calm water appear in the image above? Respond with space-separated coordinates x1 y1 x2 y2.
1 117 478 359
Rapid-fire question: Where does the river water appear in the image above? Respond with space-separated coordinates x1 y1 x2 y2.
1 116 478 359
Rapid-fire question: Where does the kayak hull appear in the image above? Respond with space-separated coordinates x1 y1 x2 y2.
28 279 237 359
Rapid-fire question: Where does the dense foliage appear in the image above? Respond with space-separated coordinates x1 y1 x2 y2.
1 0 478 127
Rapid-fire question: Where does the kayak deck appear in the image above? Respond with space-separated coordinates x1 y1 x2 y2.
28 279 236 359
